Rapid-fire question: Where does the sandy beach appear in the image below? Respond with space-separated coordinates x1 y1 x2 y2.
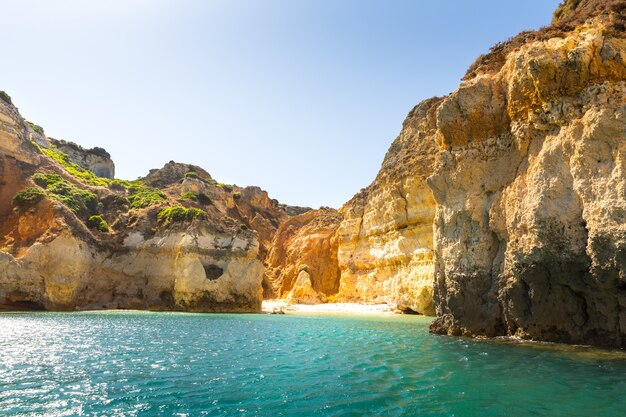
262 299 396 315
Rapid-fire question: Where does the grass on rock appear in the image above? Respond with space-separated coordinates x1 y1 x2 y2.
87 215 109 232
32 172 97 217
12 187 45 211
128 186 166 209
157 206 206 225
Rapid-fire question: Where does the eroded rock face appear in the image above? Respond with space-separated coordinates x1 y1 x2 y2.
0 100 39 166
49 138 115 179
265 208 341 299
429 23 626 346
0 224 262 312
0 98 297 313
264 100 441 314
333 98 442 314
286 270 323 305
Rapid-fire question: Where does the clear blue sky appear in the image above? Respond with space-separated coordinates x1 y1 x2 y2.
1 0 561 208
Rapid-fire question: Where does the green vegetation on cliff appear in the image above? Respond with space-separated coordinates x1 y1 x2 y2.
0 90 12 105
25 121 44 135
128 186 166 209
217 183 233 192
157 206 206 225
12 187 45 210
179 192 198 201
184 170 217 185
32 173 97 217
33 143 110 187
31 142 140 190
87 215 109 232
179 191 212 205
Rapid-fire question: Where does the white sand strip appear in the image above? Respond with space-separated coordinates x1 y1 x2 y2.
262 299 395 315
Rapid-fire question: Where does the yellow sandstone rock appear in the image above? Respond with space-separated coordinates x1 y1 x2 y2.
430 19 626 346
266 99 441 314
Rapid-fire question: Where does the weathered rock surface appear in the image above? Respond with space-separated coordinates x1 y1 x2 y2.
0 224 263 312
49 138 116 179
265 208 341 299
333 98 441 314
429 2 626 347
0 95 301 313
264 100 441 314
264 99 440 314
285 270 323 305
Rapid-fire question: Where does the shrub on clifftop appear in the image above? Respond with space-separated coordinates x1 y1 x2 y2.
25 121 44 135
0 91 12 105
184 171 216 185
217 183 233 192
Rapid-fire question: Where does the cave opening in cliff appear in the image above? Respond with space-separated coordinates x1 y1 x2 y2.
203 264 224 280
401 307 422 315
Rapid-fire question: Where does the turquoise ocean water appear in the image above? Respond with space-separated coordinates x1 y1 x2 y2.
1 311 625 416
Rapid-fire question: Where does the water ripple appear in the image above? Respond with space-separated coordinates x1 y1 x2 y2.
1 312 626 416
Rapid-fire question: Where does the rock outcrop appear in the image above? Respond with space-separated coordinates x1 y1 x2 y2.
48 138 116 179
1 223 263 312
429 0 626 347
0 95 303 313
265 208 341 300
333 98 441 315
264 99 440 315
263 1 626 347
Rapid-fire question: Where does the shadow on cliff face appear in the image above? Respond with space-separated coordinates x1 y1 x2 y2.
263 97 442 316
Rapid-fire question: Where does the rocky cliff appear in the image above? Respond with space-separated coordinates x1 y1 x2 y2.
0 92 305 312
429 0 626 347
48 138 115 179
265 0 626 347
265 208 341 302
333 98 441 314
264 99 440 314
3 0 626 347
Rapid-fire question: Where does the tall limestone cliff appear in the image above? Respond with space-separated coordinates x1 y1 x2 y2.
0 92 304 312
429 0 626 347
333 98 441 314
265 99 441 314
266 0 626 348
